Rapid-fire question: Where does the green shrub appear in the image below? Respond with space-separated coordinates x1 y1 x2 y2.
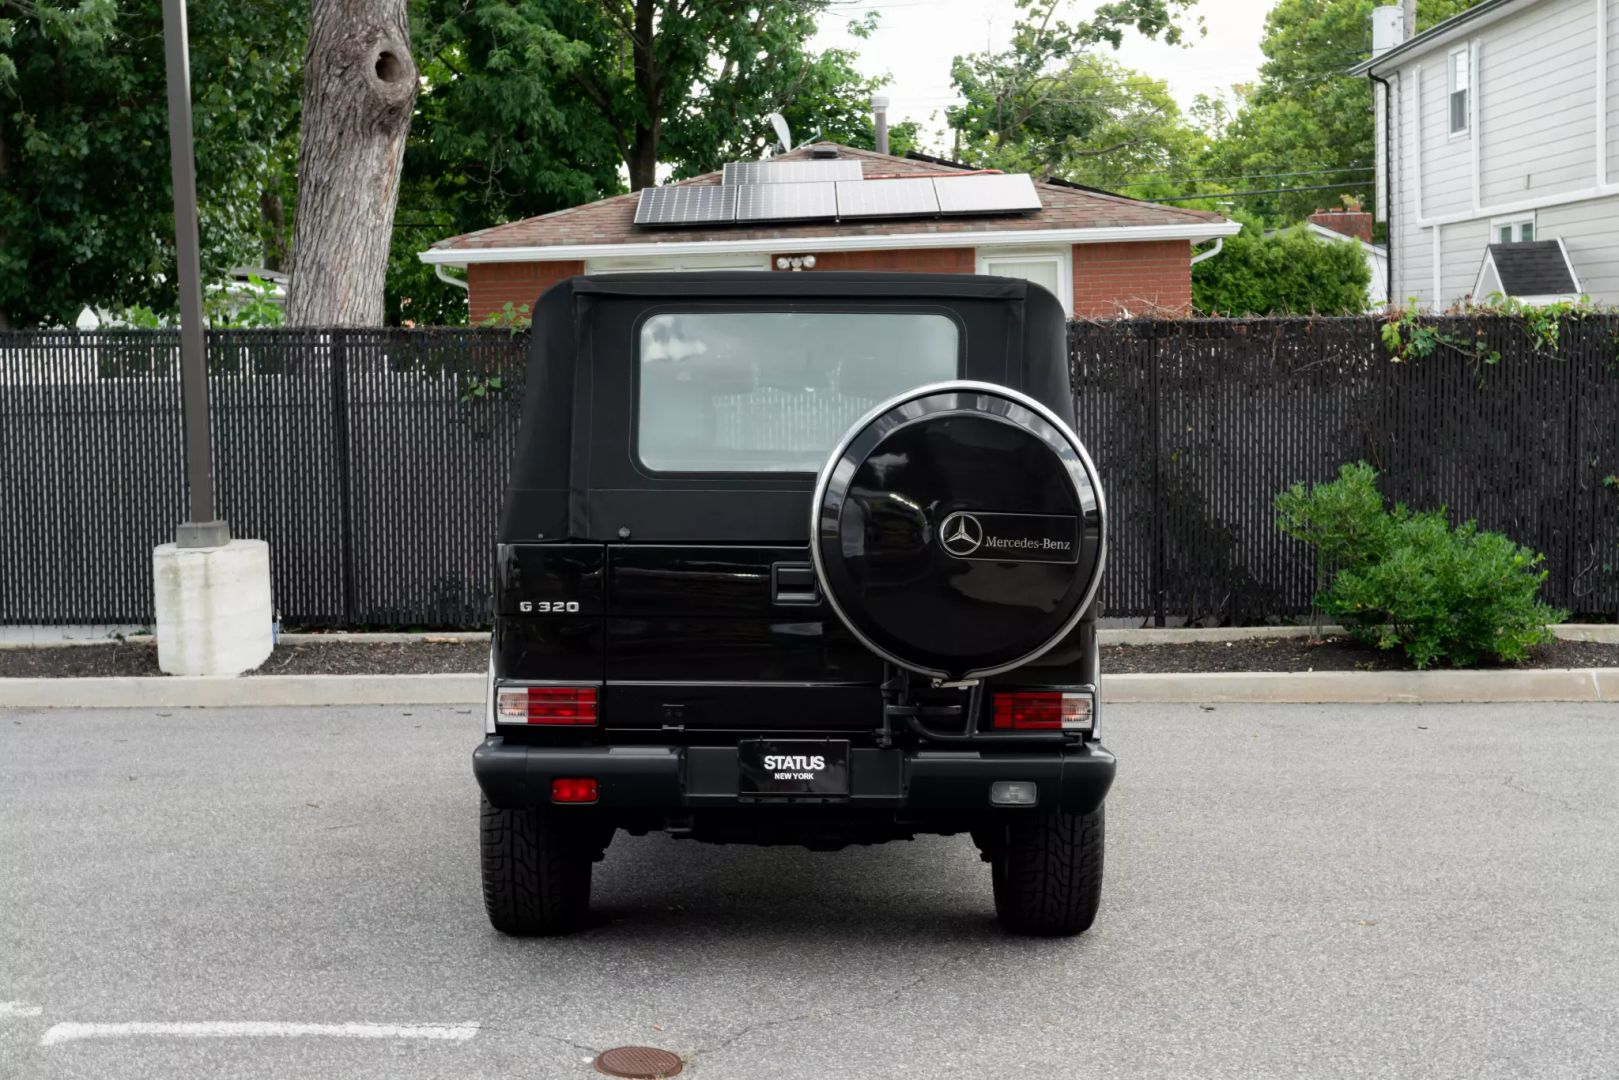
1192 218 1373 317
1274 461 1392 577
1275 463 1563 669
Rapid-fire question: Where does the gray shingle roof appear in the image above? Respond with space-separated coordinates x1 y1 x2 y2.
1486 241 1579 297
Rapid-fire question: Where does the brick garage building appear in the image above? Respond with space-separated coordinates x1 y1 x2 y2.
421 146 1239 320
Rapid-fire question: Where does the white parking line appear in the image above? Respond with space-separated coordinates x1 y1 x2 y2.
1 1002 44 1018
39 1021 480 1047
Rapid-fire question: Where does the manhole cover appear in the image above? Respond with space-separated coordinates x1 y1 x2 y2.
593 1045 684 1079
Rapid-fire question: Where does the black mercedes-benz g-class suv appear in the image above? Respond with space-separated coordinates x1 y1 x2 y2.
475 271 1111 937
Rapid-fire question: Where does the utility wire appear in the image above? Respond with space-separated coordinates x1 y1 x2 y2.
1118 165 1374 187
1148 180 1375 203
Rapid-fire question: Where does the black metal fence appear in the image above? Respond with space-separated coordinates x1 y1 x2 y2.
1 329 527 626
1071 317 1619 623
2 319 1616 627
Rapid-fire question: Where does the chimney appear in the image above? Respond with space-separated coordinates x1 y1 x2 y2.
871 93 890 156
1371 6 1405 56
1308 208 1375 245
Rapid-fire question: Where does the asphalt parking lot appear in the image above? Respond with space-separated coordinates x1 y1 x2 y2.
3 701 1617 1079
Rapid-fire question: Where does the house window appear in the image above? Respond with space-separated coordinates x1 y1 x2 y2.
977 249 1072 315
1493 216 1535 244
1448 47 1470 136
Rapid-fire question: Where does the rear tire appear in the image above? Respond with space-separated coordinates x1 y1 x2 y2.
991 803 1104 937
480 795 601 936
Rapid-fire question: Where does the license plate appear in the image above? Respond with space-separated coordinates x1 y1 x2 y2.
738 739 850 796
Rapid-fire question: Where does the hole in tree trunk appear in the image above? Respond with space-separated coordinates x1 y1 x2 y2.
375 50 406 83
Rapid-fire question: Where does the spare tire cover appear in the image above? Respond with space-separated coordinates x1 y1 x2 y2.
811 381 1106 682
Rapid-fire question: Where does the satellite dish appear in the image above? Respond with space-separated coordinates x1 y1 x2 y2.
767 112 792 154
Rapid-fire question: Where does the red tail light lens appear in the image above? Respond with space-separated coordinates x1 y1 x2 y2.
496 685 598 725
992 691 1063 730
551 778 598 804
991 691 1094 731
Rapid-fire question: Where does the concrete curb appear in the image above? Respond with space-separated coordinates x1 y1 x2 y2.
3 669 1615 710
0 674 485 709
1104 626 1325 645
5 625 1615 649
1551 625 1619 644
9 625 1606 650
0 631 491 649
1101 624 1619 645
276 632 490 644
1103 668 1618 705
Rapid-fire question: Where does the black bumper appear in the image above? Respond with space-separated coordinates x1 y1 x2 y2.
473 738 1115 817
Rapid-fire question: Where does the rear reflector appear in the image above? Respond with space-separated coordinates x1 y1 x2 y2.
551 778 598 804
496 685 598 725
991 691 1093 732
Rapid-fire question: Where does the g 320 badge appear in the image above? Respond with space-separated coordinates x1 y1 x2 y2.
519 601 581 613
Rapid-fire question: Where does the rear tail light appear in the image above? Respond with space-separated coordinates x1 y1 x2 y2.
991 690 1094 732
550 778 598 804
495 685 598 725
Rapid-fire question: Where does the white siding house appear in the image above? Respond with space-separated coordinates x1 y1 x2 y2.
1354 0 1619 308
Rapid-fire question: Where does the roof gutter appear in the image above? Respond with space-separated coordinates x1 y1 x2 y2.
1189 237 1224 265
417 221 1244 267
1368 70 1395 308
1349 0 1520 75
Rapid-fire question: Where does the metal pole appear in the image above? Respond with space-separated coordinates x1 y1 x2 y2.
161 0 229 548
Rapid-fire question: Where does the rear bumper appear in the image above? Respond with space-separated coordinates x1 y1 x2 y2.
472 738 1115 818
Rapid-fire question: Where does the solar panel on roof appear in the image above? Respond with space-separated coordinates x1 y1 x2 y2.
734 181 838 223
723 160 864 185
634 185 737 227
933 173 1042 215
834 177 940 218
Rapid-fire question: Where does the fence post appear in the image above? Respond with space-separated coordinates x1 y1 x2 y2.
1564 324 1584 610
330 332 357 625
1148 323 1165 627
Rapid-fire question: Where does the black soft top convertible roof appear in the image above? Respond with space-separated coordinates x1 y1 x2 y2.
502 271 1075 544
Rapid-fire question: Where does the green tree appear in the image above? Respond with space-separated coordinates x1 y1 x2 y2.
1192 219 1372 316
0 0 304 328
941 0 1201 181
947 51 1205 191
408 0 888 197
1189 0 1477 224
392 0 889 323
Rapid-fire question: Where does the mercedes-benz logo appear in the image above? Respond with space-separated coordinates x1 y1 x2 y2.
939 511 984 557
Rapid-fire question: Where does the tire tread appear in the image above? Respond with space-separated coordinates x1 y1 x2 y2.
480 796 594 936
993 804 1104 936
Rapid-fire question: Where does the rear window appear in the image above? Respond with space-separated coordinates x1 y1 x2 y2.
636 311 959 473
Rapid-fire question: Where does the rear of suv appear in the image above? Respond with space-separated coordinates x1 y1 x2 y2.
475 272 1112 936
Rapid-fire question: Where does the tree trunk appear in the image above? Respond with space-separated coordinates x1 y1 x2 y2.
260 189 289 273
286 0 416 326
626 0 660 192
627 130 658 192
0 120 10 328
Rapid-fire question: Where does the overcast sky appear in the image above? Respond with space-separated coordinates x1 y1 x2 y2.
810 0 1277 151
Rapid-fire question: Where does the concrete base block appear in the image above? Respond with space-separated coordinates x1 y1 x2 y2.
153 539 274 676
